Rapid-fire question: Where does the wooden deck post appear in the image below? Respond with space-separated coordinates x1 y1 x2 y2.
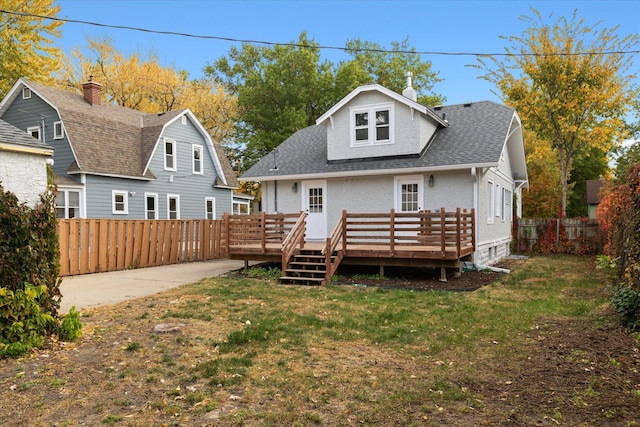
456 208 461 258
260 211 266 252
440 208 446 258
390 209 395 254
341 210 347 252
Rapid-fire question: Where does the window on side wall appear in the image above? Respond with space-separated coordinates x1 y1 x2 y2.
233 200 250 214
27 126 40 140
145 193 158 219
112 190 128 214
503 188 513 222
351 103 393 146
205 197 215 219
193 144 203 174
168 195 180 219
164 139 177 171
53 121 64 139
487 180 494 223
55 189 81 219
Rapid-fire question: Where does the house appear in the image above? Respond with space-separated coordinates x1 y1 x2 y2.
0 78 238 219
586 179 604 220
239 76 528 267
0 118 53 207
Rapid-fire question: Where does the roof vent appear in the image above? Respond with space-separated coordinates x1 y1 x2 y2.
402 71 417 102
463 102 472 108
82 76 102 106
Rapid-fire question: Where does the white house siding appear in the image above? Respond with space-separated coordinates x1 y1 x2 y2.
327 92 432 161
0 150 49 207
1 89 75 177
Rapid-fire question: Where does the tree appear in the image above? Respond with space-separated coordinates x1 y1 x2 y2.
0 0 63 97
59 36 237 145
476 9 639 217
522 129 561 218
205 32 444 171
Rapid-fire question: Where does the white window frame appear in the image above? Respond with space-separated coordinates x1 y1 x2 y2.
487 179 495 224
27 126 40 140
192 144 203 174
164 139 177 171
167 194 180 219
503 188 513 222
53 121 64 139
205 197 216 219
495 183 501 218
112 190 128 215
350 103 394 147
233 200 250 215
22 87 31 99
145 193 158 219
55 189 82 219
394 175 423 213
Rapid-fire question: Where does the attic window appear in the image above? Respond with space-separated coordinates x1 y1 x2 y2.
22 88 31 99
27 126 40 140
351 103 394 147
54 121 64 139
181 116 187 125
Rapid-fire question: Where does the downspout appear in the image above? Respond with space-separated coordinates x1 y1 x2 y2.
470 167 510 274
274 180 278 213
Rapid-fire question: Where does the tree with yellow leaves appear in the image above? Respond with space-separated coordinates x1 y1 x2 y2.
477 9 638 218
59 36 238 146
0 0 63 97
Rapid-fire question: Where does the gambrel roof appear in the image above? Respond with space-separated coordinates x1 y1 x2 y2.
242 100 527 184
0 79 237 187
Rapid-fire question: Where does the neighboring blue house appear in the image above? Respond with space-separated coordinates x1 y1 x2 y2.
0 78 238 219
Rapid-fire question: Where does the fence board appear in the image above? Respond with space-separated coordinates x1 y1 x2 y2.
515 218 602 254
57 219 224 276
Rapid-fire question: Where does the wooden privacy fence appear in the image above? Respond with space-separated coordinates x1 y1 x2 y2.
515 218 602 254
58 219 224 276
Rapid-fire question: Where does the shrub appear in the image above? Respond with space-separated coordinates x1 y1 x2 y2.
59 307 83 341
610 286 640 330
0 177 81 356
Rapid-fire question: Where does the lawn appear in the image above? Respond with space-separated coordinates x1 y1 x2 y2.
0 255 638 426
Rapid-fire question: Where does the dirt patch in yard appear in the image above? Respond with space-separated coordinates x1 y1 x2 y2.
0 256 638 426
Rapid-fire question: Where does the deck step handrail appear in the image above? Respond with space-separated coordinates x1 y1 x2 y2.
281 211 307 268
321 210 346 282
223 212 302 255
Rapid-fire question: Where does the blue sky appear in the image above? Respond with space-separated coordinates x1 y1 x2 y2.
55 0 639 106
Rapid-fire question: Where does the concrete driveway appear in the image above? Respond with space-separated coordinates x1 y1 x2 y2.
59 259 250 313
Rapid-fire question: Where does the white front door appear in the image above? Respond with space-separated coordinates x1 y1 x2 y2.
302 180 327 240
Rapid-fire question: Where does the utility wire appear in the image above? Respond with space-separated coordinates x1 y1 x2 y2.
1 9 639 57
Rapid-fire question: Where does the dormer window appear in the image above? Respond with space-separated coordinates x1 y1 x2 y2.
351 103 394 146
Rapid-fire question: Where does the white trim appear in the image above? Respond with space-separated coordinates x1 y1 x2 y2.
241 163 499 182
144 192 158 219
27 126 40 140
487 178 495 224
53 121 64 139
205 197 216 219
67 170 154 181
192 144 204 175
167 194 180 219
350 102 394 147
55 188 82 219
112 190 128 215
164 138 177 171
316 84 447 127
495 183 501 218
394 174 424 212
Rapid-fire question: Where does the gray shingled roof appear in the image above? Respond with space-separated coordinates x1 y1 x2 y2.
241 101 516 180
0 118 52 152
22 80 237 186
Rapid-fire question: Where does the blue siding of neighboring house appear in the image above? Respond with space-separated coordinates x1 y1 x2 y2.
83 115 232 219
1 92 76 178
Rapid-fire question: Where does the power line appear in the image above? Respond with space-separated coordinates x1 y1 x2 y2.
1 9 639 58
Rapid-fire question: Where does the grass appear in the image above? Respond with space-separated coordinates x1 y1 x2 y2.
2 255 635 426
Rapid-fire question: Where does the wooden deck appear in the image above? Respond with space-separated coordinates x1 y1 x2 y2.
222 209 475 284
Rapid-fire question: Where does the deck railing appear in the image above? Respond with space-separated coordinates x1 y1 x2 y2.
322 210 346 281
223 211 303 254
343 208 475 258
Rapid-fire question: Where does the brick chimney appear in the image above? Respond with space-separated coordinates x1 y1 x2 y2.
82 76 102 106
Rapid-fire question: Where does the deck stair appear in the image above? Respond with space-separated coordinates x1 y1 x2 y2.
279 248 339 286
